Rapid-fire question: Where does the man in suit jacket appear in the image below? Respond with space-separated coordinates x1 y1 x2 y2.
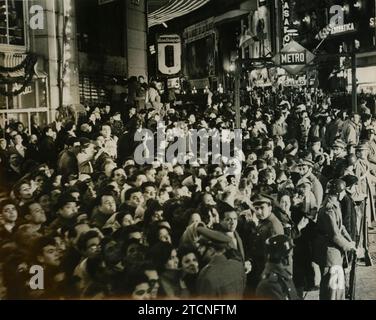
214 201 245 261
313 180 356 300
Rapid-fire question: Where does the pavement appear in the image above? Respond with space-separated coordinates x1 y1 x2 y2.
304 229 376 301
354 229 376 300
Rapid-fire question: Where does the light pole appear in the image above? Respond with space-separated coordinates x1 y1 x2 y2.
351 49 358 114
234 59 241 129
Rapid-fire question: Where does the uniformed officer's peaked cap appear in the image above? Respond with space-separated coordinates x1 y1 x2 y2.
265 235 294 261
79 137 91 147
295 158 314 167
196 226 232 248
331 139 347 149
251 194 273 206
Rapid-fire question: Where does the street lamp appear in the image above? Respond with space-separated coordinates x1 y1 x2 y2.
229 62 236 73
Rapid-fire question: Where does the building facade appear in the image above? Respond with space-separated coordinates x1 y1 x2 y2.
76 0 148 107
0 0 79 130
0 0 148 131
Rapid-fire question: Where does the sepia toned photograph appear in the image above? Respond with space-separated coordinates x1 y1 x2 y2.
0 0 376 303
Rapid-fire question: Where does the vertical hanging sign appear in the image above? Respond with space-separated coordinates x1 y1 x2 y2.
282 0 291 46
157 34 182 75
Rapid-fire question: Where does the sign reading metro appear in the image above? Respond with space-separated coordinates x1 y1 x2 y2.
273 40 315 75
280 52 306 65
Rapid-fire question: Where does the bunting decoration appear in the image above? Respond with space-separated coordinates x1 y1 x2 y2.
148 0 211 28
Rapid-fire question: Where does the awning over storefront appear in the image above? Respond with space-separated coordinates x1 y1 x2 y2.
214 9 249 26
356 51 376 68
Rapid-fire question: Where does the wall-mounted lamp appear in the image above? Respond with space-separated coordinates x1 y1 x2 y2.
342 4 350 14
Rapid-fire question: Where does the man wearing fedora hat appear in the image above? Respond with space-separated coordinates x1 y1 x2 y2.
196 227 246 299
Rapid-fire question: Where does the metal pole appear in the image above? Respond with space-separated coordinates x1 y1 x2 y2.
352 51 357 114
235 60 241 129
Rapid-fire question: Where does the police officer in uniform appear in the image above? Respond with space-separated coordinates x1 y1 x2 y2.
256 234 300 300
196 226 246 299
248 194 284 292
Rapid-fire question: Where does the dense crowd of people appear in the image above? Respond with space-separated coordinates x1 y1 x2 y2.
0 78 375 300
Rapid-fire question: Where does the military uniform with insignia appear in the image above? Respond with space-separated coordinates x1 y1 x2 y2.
196 227 246 299
256 235 300 300
248 195 284 291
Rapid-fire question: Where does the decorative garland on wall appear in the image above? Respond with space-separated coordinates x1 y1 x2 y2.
0 53 38 97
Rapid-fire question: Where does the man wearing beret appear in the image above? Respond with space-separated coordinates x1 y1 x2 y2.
247 194 284 293
196 227 246 299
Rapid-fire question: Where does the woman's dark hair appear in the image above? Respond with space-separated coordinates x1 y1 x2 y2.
143 200 163 228
147 241 174 272
277 189 292 202
124 272 150 296
177 246 198 264
77 230 101 253
146 221 171 246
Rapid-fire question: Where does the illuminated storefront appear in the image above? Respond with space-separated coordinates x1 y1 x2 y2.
0 0 50 130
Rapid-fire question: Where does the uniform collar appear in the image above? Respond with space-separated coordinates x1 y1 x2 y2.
209 254 227 265
263 262 292 280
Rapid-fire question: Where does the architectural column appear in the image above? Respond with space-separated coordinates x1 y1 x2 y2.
29 0 80 121
126 0 148 79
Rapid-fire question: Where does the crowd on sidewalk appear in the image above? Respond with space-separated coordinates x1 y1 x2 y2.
0 79 375 300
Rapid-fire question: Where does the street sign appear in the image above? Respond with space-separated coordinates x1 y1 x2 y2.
273 40 315 75
280 52 306 65
157 34 182 75
330 23 356 36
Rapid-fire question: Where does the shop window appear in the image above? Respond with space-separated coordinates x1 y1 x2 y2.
0 78 49 131
79 74 110 106
0 0 27 50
